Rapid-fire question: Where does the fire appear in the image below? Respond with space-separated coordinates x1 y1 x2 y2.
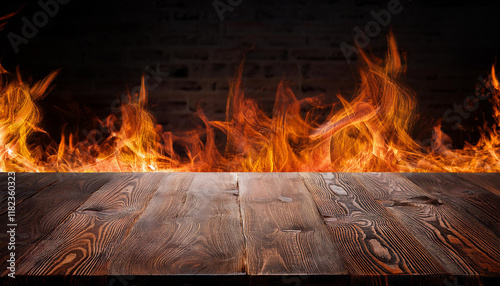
1 34 499 172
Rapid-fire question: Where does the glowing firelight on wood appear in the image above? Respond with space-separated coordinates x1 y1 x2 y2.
1 34 499 172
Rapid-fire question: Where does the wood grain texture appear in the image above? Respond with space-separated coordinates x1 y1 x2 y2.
1 173 112 276
403 173 500 237
16 173 166 276
353 173 500 275
0 173 59 215
1 172 499 283
458 173 500 197
300 173 446 275
238 172 346 275
108 172 246 275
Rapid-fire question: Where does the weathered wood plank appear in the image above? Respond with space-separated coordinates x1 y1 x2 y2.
238 172 346 275
300 173 446 275
353 173 500 275
2 172 499 283
0 173 112 276
0 173 59 215
108 172 245 275
458 173 500 197
16 173 165 276
403 173 500 237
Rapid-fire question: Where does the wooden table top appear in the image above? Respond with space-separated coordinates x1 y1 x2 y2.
1 172 499 285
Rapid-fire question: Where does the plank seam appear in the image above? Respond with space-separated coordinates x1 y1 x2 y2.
299 173 350 272
299 173 340 228
236 173 249 275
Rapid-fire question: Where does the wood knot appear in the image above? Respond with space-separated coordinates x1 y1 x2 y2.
81 206 105 212
410 196 443 206
329 184 347 196
388 196 443 207
278 196 293 203
224 189 239 196
282 229 302 233
322 214 339 222
368 239 391 261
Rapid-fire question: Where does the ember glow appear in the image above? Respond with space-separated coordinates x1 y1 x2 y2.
1 34 499 172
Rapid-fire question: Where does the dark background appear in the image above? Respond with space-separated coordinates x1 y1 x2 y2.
0 0 499 144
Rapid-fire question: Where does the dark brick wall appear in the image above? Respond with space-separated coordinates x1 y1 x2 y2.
1 0 499 136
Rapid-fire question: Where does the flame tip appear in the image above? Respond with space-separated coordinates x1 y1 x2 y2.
2 33 500 172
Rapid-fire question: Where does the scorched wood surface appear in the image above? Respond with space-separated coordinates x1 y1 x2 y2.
1 172 499 285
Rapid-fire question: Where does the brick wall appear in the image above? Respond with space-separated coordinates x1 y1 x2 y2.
1 0 499 140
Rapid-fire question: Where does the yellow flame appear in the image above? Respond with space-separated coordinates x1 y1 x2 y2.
1 34 499 172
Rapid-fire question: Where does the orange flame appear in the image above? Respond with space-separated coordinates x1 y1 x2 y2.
0 10 18 31
1 34 499 172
